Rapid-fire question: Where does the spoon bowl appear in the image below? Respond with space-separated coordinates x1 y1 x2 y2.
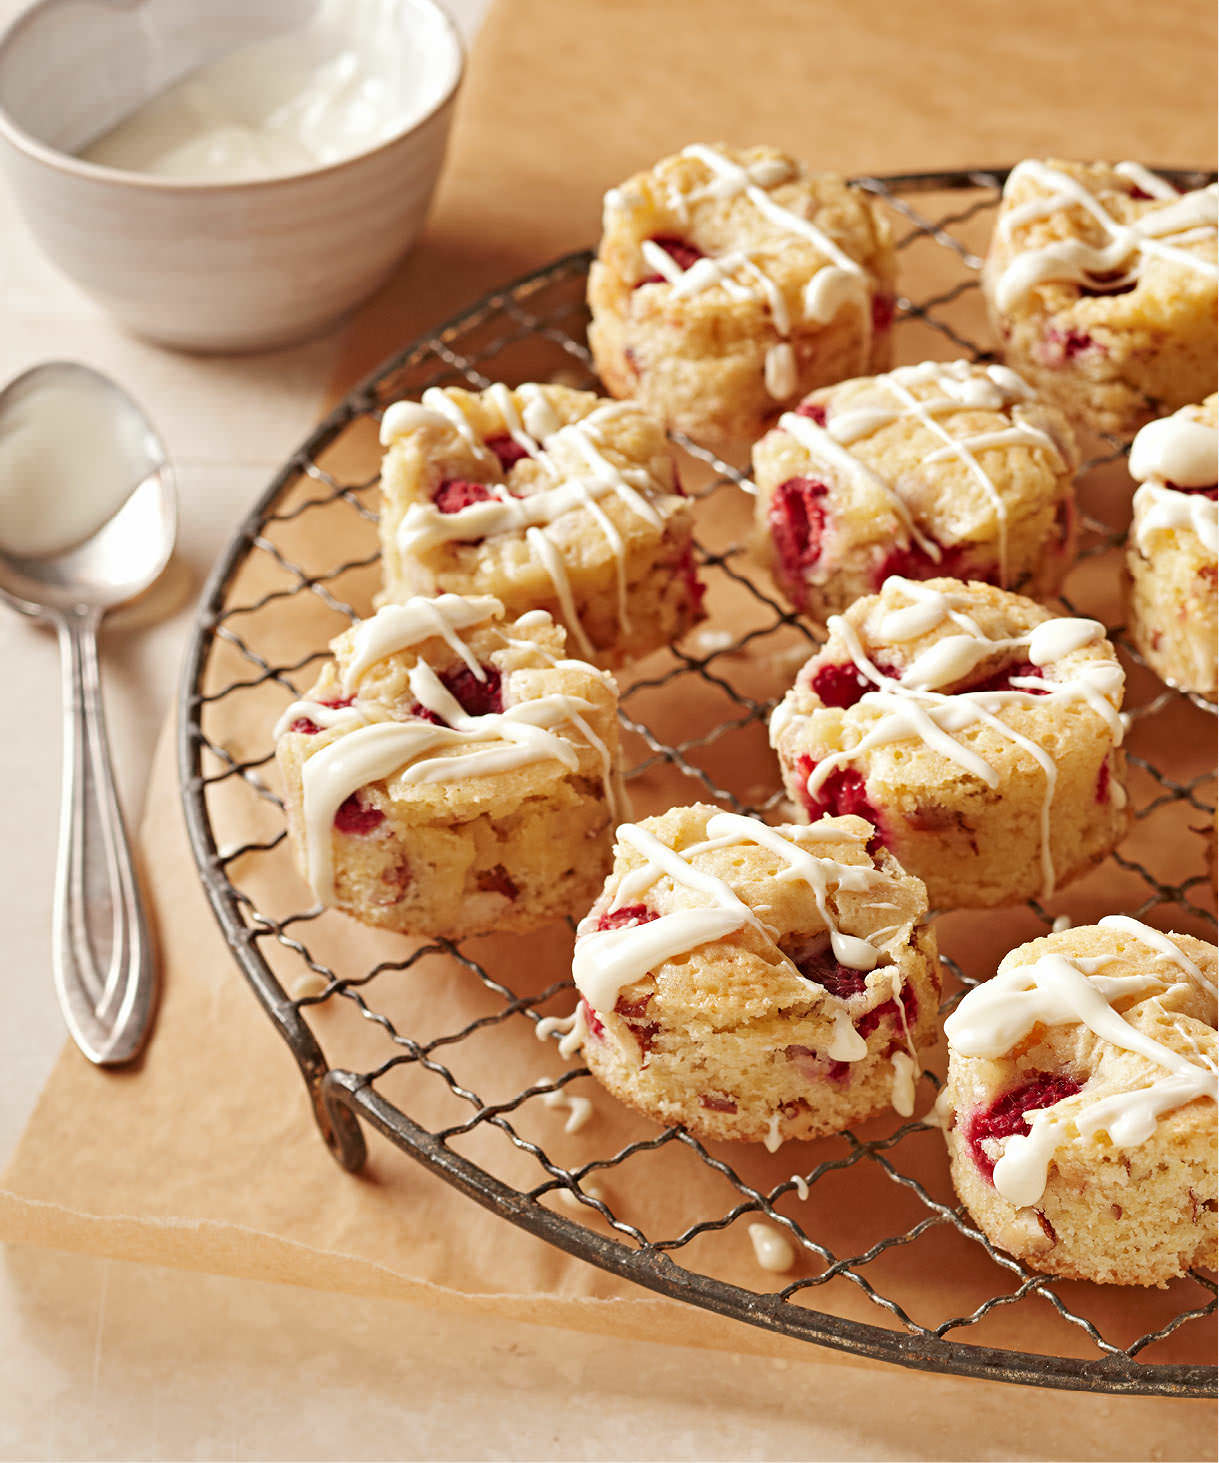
0 361 175 614
0 361 175 1065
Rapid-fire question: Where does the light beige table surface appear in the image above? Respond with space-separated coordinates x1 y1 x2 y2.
1 0 1215 1457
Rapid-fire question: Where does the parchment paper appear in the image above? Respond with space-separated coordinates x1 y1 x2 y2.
2 0 1216 1388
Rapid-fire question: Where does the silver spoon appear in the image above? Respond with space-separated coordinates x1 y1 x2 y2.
0 362 175 1065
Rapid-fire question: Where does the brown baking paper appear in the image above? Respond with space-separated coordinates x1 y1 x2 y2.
2 0 1217 1396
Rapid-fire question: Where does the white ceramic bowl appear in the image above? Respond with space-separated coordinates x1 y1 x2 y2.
0 0 463 351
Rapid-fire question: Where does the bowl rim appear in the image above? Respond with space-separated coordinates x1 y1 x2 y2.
0 0 465 193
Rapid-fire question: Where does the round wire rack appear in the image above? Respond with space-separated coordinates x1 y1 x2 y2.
180 167 1218 1398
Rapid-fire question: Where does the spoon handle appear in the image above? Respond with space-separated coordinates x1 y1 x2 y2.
52 610 158 1065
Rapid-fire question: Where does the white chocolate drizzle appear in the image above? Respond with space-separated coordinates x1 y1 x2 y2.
1113 161 1180 201
569 810 914 1078
994 161 1219 313
555 1183 605 1210
890 1050 918 1117
542 1087 594 1134
379 399 452 444
945 920 1217 1207
781 361 1063 583
763 1112 784 1153
748 1222 797 1274
536 1006 594 1061
628 145 875 399
779 578 1121 899
389 391 672 656
284 598 618 902
1128 406 1218 559
789 1173 810 1201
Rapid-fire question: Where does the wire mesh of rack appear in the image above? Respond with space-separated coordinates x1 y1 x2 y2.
180 168 1219 1398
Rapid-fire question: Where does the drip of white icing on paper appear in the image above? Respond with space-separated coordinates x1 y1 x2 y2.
748 1222 797 1273
779 578 1120 899
994 161 1219 312
945 920 1217 1206
542 1087 594 1134
284 599 618 902
536 1006 594 1061
556 1183 605 1210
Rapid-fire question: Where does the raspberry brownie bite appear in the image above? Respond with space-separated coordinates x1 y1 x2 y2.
941 919 1217 1286
275 595 623 939
1125 395 1218 697
377 383 702 670
562 803 940 1145
752 361 1078 620
771 577 1129 909
983 159 1219 436
588 144 896 452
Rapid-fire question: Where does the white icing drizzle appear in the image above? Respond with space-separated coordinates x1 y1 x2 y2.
920 1084 954 1130
1132 483 1219 558
1113 161 1180 201
995 161 1219 312
1098 914 1216 1003
780 408 941 561
379 400 452 445
764 341 798 400
392 393 669 655
890 1051 918 1117
946 920 1217 1207
681 144 866 280
420 386 499 460
536 1006 593 1061
573 907 747 1015
289 600 615 902
789 1173 810 1201
763 1112 784 1153
571 811 905 1079
542 1087 593 1134
1128 406 1219 559
786 579 1120 899
828 1006 868 1061
289 970 330 1001
525 525 596 659
273 697 367 740
341 594 501 688
786 361 1061 583
631 145 874 399
747 1222 797 1274
1129 413 1218 489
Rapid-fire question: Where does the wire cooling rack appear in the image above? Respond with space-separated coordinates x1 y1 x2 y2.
180 168 1219 1397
